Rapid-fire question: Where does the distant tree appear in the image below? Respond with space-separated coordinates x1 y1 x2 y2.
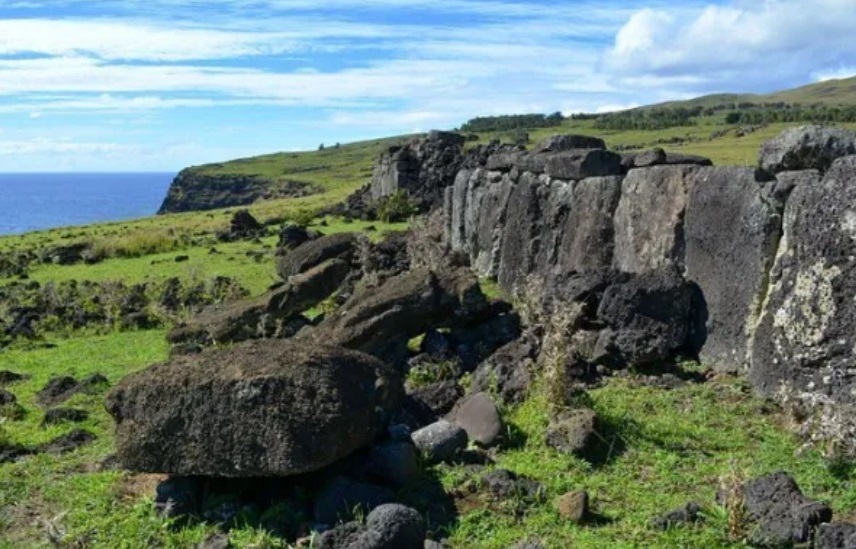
318 143 325 151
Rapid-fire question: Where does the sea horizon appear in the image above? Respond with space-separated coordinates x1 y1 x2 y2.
0 172 175 236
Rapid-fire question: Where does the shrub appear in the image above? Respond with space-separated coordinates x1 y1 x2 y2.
376 190 419 223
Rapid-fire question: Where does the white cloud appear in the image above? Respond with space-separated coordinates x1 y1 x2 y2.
813 67 856 82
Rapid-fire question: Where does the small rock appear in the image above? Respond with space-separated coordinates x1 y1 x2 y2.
155 476 200 519
406 381 464 427
366 504 426 548
411 420 468 464
0 371 26 385
815 522 856 549
0 441 34 464
555 490 589 524
367 443 421 487
420 330 451 357
36 376 78 406
313 478 395 526
649 502 702 530
41 408 89 427
39 429 96 455
175 255 190 263
482 469 543 503
0 388 16 406
198 533 231 549
451 392 503 447
545 408 600 458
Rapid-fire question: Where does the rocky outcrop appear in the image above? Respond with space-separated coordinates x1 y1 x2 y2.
750 156 856 403
371 131 466 210
759 125 856 174
276 232 359 279
105 340 404 477
159 170 319 214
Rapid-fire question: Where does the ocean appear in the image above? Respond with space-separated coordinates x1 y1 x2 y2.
0 173 175 235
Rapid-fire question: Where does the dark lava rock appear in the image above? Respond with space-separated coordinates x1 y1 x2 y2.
450 392 502 448
471 336 538 405
411 420 468 464
815 522 856 549
36 376 78 406
481 469 543 503
276 223 313 251
155 476 201 519
41 407 89 427
543 149 623 181
0 388 16 406
531 134 606 153
174 255 190 263
720 472 832 547
276 232 359 279
649 502 702 530
545 409 600 459
105 340 404 477
39 428 96 455
317 504 426 549
759 125 856 174
0 370 26 385
405 381 464 427
313 478 395 525
0 441 34 464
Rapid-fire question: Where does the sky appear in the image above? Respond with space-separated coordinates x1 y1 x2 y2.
0 0 854 172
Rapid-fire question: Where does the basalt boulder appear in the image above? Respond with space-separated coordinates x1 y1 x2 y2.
759 125 856 174
276 232 359 279
105 341 404 477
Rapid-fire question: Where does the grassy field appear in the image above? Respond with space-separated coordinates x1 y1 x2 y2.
1 92 856 546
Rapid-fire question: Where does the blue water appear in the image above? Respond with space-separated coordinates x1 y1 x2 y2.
0 173 174 235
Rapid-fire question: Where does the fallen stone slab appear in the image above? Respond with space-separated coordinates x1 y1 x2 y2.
105 340 404 477
276 232 358 279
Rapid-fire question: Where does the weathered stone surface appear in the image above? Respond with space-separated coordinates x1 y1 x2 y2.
317 504 426 549
371 131 466 210
450 392 502 447
612 165 698 273
497 173 546 290
411 420 467 464
683 167 782 372
623 149 712 170
0 388 16 406
556 176 623 273
816 522 856 549
481 469 544 503
545 409 599 458
555 491 589 524
530 134 606 153
41 408 89 427
405 381 464 426
544 149 623 181
759 125 856 174
649 502 702 530
0 370 26 385
276 232 358 279
367 443 421 486
169 258 350 346
595 267 692 367
724 472 832 547
105 341 404 476
471 336 537 405
308 268 488 359
40 428 96 455
750 156 856 402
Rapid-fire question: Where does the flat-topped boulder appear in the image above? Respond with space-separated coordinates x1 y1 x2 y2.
105 340 404 477
276 232 358 279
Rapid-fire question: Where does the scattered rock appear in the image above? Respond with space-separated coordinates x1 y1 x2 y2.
313 478 395 525
106 341 404 477
719 472 832 547
41 408 89 427
649 502 702 530
815 522 856 549
174 255 190 263
411 420 468 464
39 428 96 455
555 490 589 524
545 409 600 459
405 381 464 426
471 336 537 405
36 374 108 407
759 125 856 174
0 441 34 464
316 504 426 549
450 392 503 448
0 370 26 385
481 469 543 503
0 388 16 406
277 223 313 251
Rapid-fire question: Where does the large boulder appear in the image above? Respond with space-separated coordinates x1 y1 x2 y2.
750 156 856 403
759 125 856 174
683 167 782 372
276 233 358 279
612 165 699 273
105 341 404 477
555 176 623 274
544 149 623 181
307 268 488 359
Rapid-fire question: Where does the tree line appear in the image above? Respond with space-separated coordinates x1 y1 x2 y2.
460 112 564 132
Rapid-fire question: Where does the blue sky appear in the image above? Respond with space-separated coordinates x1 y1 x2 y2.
0 0 854 172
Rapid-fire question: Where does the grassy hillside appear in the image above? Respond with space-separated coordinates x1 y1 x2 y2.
640 75 856 110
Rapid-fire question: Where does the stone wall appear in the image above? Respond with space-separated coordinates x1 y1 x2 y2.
442 126 856 405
